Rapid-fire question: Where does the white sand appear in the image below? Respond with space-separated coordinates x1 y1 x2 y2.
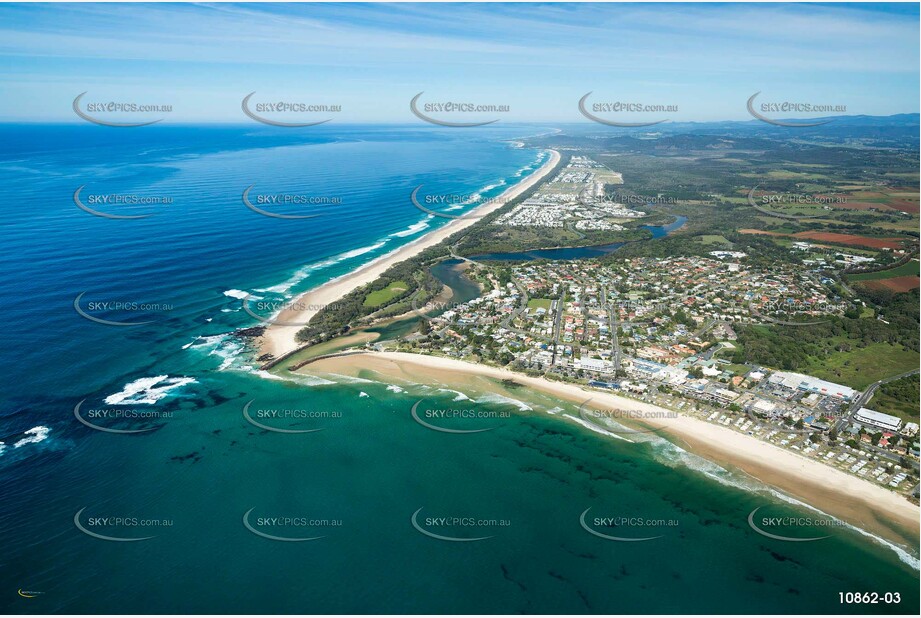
308 350 920 545
259 149 561 358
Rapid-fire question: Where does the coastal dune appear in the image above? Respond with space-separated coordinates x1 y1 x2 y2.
259 149 562 358
306 350 920 550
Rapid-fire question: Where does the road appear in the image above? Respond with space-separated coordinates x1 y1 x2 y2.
549 293 565 369
837 368 920 430
601 285 623 374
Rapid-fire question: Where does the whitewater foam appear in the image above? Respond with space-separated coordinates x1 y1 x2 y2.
476 393 532 412
13 426 50 448
390 218 432 238
563 414 633 442
223 289 260 301
254 240 391 295
104 376 196 405
438 388 470 402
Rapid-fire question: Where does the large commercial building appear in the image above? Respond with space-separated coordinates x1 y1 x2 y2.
854 408 903 432
767 371 857 401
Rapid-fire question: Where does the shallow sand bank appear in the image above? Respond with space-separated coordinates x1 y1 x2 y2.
306 351 920 550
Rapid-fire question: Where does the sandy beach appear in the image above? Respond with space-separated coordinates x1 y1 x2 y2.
305 350 920 550
258 149 561 358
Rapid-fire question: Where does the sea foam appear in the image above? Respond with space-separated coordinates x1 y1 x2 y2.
104 376 196 405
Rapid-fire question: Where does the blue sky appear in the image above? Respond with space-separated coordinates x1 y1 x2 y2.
0 2 917 122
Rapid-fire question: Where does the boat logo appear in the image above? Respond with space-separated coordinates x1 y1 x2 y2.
578 92 669 128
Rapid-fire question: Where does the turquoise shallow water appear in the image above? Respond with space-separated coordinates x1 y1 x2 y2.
0 125 917 614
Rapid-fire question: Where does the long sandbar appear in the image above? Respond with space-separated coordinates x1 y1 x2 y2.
259 149 561 358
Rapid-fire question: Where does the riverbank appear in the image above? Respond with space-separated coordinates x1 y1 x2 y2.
303 350 920 552
258 149 561 358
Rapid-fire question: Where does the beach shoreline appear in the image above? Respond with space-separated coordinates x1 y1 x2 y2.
303 350 920 553
258 148 562 358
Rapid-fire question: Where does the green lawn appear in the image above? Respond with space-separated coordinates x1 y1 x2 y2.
801 341 920 390
527 298 553 313
847 260 919 282
363 280 409 308
697 235 730 245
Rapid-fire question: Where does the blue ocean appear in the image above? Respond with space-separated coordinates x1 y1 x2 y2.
0 124 917 614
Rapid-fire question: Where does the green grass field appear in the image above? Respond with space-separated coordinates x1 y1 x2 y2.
801 341 920 390
847 260 920 282
527 298 553 313
696 234 730 245
363 280 409 308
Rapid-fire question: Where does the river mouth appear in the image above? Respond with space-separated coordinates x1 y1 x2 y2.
470 215 688 261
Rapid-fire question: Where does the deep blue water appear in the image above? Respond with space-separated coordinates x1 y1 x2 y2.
0 127 917 614
0 124 547 406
